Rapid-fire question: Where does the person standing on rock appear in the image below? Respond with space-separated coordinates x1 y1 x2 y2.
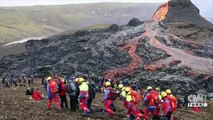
47 78 61 110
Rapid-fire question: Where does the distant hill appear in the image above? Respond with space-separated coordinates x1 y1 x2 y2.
0 3 161 43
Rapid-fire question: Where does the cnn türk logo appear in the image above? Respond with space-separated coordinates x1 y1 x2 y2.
187 94 208 107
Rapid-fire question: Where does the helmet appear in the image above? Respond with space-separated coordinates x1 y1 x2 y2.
155 87 160 91
125 87 131 92
47 76 52 81
118 84 123 89
121 87 126 91
161 91 167 98
166 89 172 94
74 78 79 82
78 77 85 83
105 82 111 87
147 86 152 90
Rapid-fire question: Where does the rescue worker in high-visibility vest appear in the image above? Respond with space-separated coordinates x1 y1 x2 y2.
125 87 143 120
118 84 129 110
78 77 90 116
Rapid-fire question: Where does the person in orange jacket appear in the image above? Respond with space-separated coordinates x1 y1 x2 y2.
47 77 61 110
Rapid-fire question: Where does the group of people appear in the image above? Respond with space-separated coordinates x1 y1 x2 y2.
2 75 34 88
101 81 177 120
42 75 178 120
43 75 96 116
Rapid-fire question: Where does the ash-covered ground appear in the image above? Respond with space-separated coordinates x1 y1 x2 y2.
0 81 213 120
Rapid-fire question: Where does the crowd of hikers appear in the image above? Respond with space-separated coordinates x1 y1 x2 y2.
1 73 203 120
4 73 197 120
2 75 34 87
28 74 177 120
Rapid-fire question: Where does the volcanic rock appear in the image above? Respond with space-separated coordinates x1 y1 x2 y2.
127 17 142 26
109 24 119 31
163 0 213 29
1 1 213 96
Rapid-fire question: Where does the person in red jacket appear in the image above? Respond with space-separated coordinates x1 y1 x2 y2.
161 91 173 120
59 78 68 109
32 88 43 101
143 86 159 120
125 87 144 120
47 78 61 110
155 87 162 116
102 82 115 119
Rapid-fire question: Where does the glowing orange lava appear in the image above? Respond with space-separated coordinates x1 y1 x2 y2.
152 2 169 21
103 35 144 80
144 22 213 76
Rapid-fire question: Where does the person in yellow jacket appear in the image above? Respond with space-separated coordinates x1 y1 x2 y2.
78 78 90 116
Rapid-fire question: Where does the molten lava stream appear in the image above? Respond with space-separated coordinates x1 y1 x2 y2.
103 35 144 80
152 2 168 21
144 22 213 76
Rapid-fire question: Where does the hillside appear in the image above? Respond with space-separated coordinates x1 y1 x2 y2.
0 3 160 43
160 0 213 41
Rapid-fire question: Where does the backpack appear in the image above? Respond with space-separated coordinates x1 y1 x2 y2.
168 95 177 111
65 83 74 93
109 90 118 100
50 81 58 94
57 81 62 93
130 90 141 104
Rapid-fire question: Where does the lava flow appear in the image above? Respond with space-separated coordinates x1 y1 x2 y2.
144 22 213 76
152 2 169 21
103 35 144 80
103 0 213 80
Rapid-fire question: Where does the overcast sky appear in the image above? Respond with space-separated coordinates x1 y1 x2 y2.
0 0 212 21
